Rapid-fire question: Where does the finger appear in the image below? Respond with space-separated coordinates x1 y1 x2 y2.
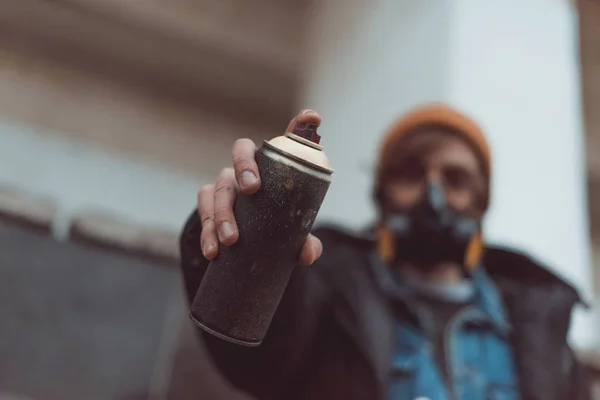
200 220 218 260
197 184 218 259
213 168 240 246
285 109 322 134
298 234 323 266
232 139 260 194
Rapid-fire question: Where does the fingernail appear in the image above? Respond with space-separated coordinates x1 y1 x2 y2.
240 171 258 188
301 109 317 116
314 242 323 260
218 222 235 240
202 241 216 256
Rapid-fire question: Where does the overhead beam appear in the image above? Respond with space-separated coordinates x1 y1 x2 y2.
58 0 304 76
0 0 302 123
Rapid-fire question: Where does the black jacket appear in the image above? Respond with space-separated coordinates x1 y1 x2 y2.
180 212 591 400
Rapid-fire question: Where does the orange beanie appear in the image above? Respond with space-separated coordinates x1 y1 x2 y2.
376 103 491 189
376 103 491 269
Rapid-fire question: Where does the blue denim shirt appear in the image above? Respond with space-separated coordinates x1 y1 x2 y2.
373 258 519 400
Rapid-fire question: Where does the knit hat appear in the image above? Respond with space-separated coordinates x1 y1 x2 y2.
376 103 491 208
375 103 491 268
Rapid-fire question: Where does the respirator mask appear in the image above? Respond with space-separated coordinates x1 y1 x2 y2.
383 182 480 269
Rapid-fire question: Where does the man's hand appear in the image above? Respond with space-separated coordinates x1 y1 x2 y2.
197 109 324 266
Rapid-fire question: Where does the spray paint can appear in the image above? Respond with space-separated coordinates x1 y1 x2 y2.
189 123 333 346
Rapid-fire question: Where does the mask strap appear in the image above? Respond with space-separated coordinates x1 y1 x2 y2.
377 225 395 264
464 231 484 269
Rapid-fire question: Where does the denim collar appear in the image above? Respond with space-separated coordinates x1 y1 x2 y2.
368 251 511 336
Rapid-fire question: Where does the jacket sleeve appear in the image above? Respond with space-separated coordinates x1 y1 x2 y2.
179 210 332 399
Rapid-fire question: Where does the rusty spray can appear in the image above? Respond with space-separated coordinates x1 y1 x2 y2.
189 123 333 346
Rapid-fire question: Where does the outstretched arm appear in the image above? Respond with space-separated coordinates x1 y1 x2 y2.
179 211 331 399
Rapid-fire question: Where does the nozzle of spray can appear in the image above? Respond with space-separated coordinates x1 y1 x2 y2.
293 122 321 144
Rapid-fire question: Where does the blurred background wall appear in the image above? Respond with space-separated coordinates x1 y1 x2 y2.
0 0 599 399
303 0 596 349
0 0 304 234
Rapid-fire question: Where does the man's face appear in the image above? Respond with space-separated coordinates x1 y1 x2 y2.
380 126 486 218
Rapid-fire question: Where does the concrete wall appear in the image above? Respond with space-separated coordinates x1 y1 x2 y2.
0 48 284 234
0 0 309 234
0 4 304 396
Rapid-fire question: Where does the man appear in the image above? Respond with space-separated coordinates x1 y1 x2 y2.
180 104 590 400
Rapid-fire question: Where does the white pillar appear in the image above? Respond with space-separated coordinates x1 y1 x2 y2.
446 0 594 349
302 0 452 228
302 0 595 349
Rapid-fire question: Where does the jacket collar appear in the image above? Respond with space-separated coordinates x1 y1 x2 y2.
483 246 584 307
470 267 511 336
368 252 510 336
315 225 584 399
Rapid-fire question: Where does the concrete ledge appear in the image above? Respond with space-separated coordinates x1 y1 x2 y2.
0 186 57 233
0 394 35 400
69 211 180 266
